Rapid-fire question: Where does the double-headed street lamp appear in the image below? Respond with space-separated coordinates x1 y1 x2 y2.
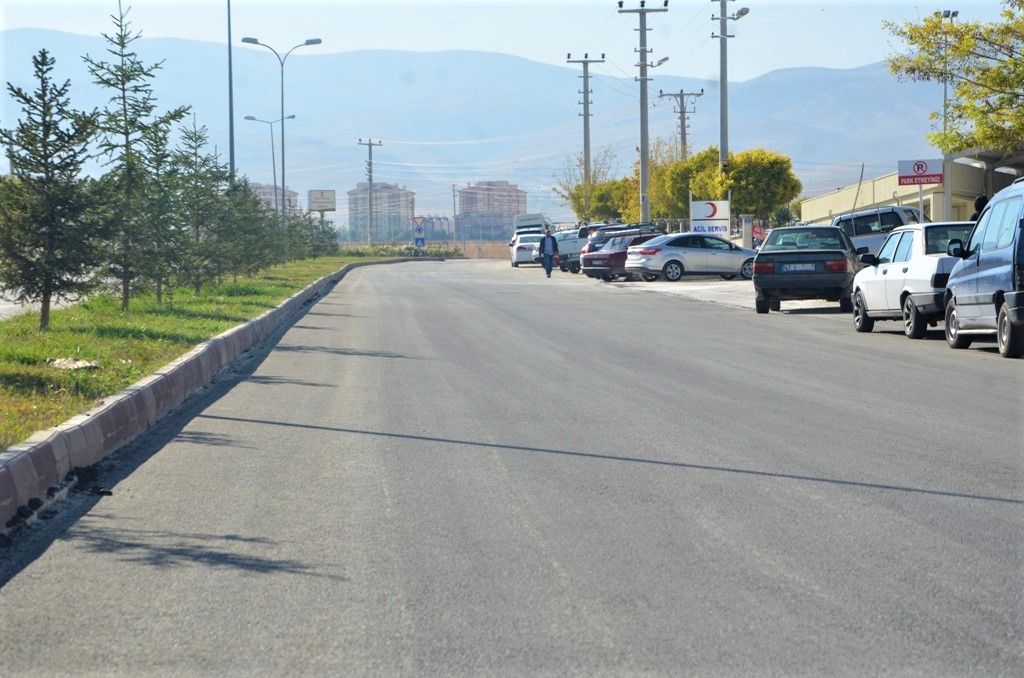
240 36 322 224
243 114 295 214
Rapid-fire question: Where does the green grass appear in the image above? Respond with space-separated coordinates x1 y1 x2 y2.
0 249 456 450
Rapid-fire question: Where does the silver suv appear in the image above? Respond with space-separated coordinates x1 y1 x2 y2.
832 206 928 255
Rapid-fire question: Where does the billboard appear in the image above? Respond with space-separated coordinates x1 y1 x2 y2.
308 189 336 211
690 199 731 237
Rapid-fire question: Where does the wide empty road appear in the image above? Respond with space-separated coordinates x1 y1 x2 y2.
2 259 1022 675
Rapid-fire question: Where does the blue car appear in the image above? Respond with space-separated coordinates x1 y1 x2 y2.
943 177 1024 358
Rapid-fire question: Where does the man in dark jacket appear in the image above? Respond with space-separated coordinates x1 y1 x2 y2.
538 229 559 278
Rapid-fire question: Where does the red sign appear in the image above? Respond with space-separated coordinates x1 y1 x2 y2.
898 159 943 186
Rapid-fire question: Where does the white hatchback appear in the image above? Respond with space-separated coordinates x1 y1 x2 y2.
851 221 975 338
510 233 543 267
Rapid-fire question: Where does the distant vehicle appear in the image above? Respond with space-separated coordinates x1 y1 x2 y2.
851 221 975 338
508 213 552 244
831 205 929 255
581 230 660 281
625 233 757 281
510 233 543 267
752 225 863 313
943 177 1024 357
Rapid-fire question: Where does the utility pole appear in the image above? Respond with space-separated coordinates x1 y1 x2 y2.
567 52 606 213
619 1 669 224
658 88 703 159
712 0 749 173
359 138 382 245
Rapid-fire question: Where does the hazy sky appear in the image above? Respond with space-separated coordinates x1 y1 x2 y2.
0 0 1005 83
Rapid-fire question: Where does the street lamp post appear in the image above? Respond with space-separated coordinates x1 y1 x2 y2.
941 9 958 220
244 114 294 214
618 1 669 224
712 0 749 173
241 36 322 225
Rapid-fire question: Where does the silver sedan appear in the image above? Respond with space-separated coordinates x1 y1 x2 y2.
625 233 757 281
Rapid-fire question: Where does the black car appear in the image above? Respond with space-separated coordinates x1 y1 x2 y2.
752 226 864 313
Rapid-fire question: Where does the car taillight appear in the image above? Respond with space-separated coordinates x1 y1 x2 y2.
635 247 662 256
753 261 775 274
824 260 848 272
517 245 528 251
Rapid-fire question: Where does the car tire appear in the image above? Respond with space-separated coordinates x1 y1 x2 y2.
511 261 518 268
662 261 684 282
945 298 972 349
839 295 853 313
902 295 926 339
997 301 1024 358
769 297 781 312
570 264 581 274
720 274 736 280
755 298 769 314
741 259 754 280
641 273 659 282
853 291 874 333
601 274 614 282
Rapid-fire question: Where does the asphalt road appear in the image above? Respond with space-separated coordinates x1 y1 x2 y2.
2 260 1022 676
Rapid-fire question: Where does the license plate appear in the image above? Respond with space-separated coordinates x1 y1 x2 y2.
593 260 606 266
782 263 815 272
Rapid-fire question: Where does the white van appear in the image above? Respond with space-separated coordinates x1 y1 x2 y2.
509 213 552 243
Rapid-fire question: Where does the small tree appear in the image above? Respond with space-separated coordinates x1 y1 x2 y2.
885 3 1024 153
0 49 105 331
553 146 619 222
85 0 188 309
729 149 803 225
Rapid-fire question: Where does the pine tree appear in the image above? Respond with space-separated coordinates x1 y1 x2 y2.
0 49 104 331
84 0 188 310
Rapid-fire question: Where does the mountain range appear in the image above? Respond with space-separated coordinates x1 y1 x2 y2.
1 28 944 224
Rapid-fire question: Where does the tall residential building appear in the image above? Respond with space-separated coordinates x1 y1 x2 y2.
456 180 528 241
251 183 298 215
348 182 416 242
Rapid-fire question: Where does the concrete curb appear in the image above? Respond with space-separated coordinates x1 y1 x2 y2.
0 257 439 533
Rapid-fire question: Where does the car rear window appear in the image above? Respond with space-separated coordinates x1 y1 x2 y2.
762 228 843 251
518 235 542 244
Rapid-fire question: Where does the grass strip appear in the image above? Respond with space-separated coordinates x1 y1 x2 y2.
0 252 422 450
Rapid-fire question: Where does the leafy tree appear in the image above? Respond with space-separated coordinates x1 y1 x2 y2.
553 146 619 222
728 148 803 224
885 2 1024 153
662 147 722 219
84 0 188 309
0 49 105 331
647 138 685 219
588 177 633 222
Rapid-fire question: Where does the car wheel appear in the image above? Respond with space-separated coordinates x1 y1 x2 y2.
853 291 874 333
662 261 684 282
741 258 754 280
839 294 853 314
720 274 736 280
902 295 926 339
945 298 972 349
755 298 769 314
641 273 659 282
997 301 1024 358
511 261 518 268
601 274 614 282
769 297 781 312
570 264 581 274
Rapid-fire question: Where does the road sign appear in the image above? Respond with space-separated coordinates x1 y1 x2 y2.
415 237 426 248
898 159 943 186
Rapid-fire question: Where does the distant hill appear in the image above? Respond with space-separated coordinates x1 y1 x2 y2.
1 28 943 223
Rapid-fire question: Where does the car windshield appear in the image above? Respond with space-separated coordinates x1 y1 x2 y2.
925 224 974 254
762 228 844 251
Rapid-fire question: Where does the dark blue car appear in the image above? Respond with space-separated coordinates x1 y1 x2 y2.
943 177 1024 358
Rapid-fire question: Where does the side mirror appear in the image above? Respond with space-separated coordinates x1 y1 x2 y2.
947 239 964 258
859 253 878 266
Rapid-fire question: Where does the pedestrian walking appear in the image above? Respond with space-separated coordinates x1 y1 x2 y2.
538 228 559 278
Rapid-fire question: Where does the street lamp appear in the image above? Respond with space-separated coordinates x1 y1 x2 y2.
241 36 322 224
618 1 669 223
243 114 295 214
712 0 749 173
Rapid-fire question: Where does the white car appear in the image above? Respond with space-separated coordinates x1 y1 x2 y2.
851 221 975 338
510 233 543 267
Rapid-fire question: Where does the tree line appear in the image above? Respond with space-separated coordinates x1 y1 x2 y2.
0 3 337 332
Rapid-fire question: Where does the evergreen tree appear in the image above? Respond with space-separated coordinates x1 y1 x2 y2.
84 0 188 310
0 49 104 331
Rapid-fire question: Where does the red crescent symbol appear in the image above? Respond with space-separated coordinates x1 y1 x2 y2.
705 202 718 218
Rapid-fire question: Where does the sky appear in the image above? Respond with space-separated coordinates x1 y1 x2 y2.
0 0 1005 84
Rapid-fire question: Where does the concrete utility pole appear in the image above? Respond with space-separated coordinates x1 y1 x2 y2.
619 1 669 224
712 0 749 173
566 53 606 196
658 88 703 159
359 139 382 245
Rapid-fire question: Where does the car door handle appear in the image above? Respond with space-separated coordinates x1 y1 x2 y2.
902 267 909 273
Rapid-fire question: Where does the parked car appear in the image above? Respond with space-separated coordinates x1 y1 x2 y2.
579 222 662 260
625 233 757 281
509 233 543 267
752 226 863 313
943 177 1024 357
832 205 929 255
851 221 975 338
581 231 660 281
